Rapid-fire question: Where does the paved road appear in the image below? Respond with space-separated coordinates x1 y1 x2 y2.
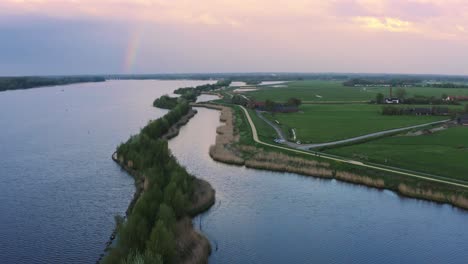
255 110 288 140
255 110 449 150
240 106 468 189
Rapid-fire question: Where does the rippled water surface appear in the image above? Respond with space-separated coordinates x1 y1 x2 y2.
0 80 213 264
169 107 468 264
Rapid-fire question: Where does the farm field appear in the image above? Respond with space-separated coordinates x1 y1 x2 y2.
245 80 468 102
325 126 468 181
261 104 453 143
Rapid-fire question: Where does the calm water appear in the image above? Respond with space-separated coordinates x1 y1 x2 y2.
0 80 213 264
2 81 468 264
169 107 468 264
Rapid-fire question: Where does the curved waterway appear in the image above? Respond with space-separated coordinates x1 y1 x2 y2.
169 107 468 264
0 80 213 264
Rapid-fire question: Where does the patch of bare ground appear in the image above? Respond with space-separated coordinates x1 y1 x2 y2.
188 179 216 216
174 218 211 264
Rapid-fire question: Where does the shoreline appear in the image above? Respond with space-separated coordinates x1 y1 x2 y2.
99 108 215 264
196 103 468 211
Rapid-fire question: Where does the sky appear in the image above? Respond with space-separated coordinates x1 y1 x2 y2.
1 0 468 76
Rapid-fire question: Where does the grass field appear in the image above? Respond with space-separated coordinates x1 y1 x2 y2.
325 126 468 181
245 80 468 102
262 104 453 143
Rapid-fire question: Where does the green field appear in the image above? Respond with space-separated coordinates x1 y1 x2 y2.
326 127 468 181
262 104 451 143
245 80 468 102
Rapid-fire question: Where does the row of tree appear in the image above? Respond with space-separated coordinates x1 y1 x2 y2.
173 80 231 98
104 99 195 264
375 89 460 105
0 76 105 92
425 83 468 89
153 95 180 109
381 106 451 116
344 78 420 87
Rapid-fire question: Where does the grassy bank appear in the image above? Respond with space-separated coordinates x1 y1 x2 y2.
203 102 468 210
261 104 451 144
326 126 468 181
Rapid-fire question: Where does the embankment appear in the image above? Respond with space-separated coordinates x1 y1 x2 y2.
198 103 468 210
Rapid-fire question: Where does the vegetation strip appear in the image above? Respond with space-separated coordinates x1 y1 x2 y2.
100 82 231 263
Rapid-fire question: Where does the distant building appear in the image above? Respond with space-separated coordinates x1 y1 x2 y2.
385 98 400 104
445 96 468 101
458 115 468 126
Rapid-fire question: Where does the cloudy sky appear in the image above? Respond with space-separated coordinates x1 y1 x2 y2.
1 0 467 76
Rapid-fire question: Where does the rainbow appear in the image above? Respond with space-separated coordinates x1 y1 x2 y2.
123 28 143 73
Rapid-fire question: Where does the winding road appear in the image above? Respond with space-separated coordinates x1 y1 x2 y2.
240 106 468 189
255 110 450 150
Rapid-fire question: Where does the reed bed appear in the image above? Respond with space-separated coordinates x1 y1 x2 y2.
335 171 385 188
209 106 245 165
398 183 468 209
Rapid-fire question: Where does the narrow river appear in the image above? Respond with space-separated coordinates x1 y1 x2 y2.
169 107 468 264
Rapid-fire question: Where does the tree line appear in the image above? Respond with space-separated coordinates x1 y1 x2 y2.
153 95 179 109
425 83 468 89
0 76 105 92
343 78 420 87
103 99 195 264
173 80 231 97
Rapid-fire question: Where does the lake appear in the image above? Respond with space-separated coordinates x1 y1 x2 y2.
0 80 213 263
1 80 467 264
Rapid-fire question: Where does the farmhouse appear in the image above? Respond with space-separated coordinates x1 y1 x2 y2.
458 115 468 126
385 98 400 104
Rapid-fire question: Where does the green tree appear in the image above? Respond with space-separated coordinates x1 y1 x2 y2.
465 104 468 113
146 220 176 263
172 189 187 218
158 203 176 229
376 93 385 104
287 97 302 106
265 99 276 111
395 88 407 99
